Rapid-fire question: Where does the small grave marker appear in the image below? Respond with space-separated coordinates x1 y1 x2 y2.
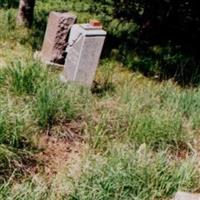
174 192 200 200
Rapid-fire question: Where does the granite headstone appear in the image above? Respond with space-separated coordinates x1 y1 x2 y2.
40 12 76 65
61 22 106 87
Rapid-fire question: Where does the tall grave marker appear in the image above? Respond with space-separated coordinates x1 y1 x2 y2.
39 12 77 65
61 20 107 87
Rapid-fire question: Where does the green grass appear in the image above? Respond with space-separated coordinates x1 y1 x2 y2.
1 57 200 199
0 109 25 147
34 80 77 128
5 60 48 95
0 145 198 200
69 145 198 200
1 1 200 200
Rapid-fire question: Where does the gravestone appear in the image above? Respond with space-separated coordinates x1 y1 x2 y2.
39 12 77 65
61 21 106 87
174 192 200 200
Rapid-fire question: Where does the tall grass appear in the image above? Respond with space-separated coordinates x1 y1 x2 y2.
69 145 199 200
0 180 49 200
0 9 16 40
0 145 198 200
34 80 84 128
1 57 200 199
86 70 200 151
0 145 19 183
0 70 6 86
0 110 25 147
0 103 34 182
5 60 48 95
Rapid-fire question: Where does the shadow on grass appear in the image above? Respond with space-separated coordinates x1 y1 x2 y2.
117 44 200 87
91 80 115 97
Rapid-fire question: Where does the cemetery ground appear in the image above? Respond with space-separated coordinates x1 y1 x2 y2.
1 8 200 200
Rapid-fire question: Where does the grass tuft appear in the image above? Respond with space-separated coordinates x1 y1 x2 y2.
34 80 77 128
5 60 47 95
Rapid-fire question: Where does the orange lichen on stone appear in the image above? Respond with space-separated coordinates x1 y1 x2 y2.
90 19 102 27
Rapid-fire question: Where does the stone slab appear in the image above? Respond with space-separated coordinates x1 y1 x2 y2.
62 24 106 87
40 11 76 65
174 192 200 200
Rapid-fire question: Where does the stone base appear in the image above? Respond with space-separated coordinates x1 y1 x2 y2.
60 74 68 83
34 51 64 68
173 192 200 200
60 74 92 89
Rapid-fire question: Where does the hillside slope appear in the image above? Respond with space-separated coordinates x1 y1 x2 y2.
0 2 200 200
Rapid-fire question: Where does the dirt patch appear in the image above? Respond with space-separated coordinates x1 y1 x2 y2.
2 119 86 183
35 119 86 180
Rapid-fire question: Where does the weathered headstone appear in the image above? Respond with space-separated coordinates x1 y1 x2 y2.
173 192 200 200
39 12 76 65
61 21 106 87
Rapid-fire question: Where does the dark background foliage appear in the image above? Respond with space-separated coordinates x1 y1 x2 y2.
90 0 200 85
0 0 18 8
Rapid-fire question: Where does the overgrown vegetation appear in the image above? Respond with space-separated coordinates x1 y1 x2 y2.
69 146 198 200
1 0 200 199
